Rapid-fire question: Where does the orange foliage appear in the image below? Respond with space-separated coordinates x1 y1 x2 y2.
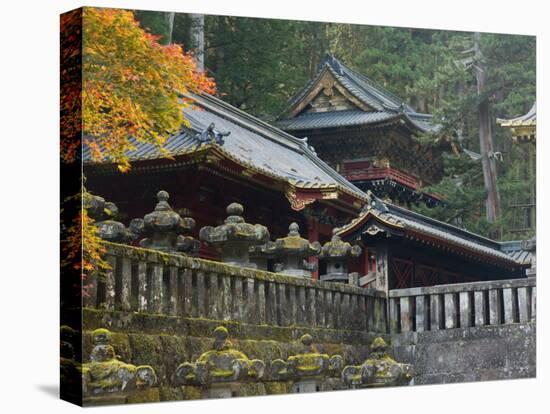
61 8 216 172
61 190 110 296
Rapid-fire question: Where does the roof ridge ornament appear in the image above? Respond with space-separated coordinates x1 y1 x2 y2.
364 190 388 213
196 122 231 145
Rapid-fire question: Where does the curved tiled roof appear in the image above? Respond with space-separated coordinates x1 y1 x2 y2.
498 102 536 127
83 93 367 201
280 54 439 134
337 191 526 267
499 240 535 266
276 110 398 131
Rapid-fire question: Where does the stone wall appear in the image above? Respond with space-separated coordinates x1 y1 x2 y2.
392 323 536 385
78 309 379 403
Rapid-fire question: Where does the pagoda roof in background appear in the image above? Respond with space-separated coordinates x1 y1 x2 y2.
497 102 536 143
83 92 368 208
336 191 529 270
277 54 439 134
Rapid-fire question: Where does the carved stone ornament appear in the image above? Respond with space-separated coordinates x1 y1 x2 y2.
84 193 135 243
342 337 413 388
174 326 265 386
82 328 157 395
265 223 321 278
320 229 362 283
270 334 343 381
129 190 200 255
199 203 269 267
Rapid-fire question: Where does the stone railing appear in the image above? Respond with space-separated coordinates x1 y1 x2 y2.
85 242 387 333
388 278 536 334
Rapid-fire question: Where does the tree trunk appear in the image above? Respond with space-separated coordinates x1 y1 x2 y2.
164 12 175 44
190 14 205 71
474 32 501 224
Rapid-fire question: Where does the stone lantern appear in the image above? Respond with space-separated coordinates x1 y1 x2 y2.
129 190 200 255
270 333 343 393
319 229 362 283
199 203 269 268
269 223 321 278
249 241 277 270
82 328 156 397
521 236 536 278
175 326 265 398
342 337 413 388
84 194 134 243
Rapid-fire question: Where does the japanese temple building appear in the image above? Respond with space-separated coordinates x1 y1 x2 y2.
277 54 454 208
337 191 528 292
498 102 537 143
84 91 530 290
498 102 536 234
84 92 369 277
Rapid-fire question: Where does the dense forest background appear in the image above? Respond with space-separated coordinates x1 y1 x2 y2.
134 11 536 241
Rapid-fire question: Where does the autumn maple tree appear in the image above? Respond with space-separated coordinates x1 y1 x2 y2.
60 8 215 290
61 7 215 172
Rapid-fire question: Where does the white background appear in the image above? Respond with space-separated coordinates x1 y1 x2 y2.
0 0 547 412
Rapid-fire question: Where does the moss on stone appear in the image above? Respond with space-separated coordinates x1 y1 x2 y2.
126 387 160 404
158 335 187 383
128 334 165 381
181 385 203 400
238 339 285 362
239 382 267 397
158 386 184 401
111 332 132 362
264 381 291 395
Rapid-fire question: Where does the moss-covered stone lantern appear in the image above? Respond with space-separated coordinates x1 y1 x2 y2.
342 337 413 388
84 193 134 243
174 326 265 398
82 328 157 396
319 229 362 283
270 333 343 393
129 190 199 255
199 203 269 268
269 222 321 278
249 241 277 270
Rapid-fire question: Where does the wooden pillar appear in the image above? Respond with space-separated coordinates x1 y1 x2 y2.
306 218 320 280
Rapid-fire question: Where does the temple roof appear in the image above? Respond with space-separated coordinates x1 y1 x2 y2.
498 102 536 127
277 54 439 134
337 191 526 269
497 102 536 142
499 240 535 266
83 92 368 204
